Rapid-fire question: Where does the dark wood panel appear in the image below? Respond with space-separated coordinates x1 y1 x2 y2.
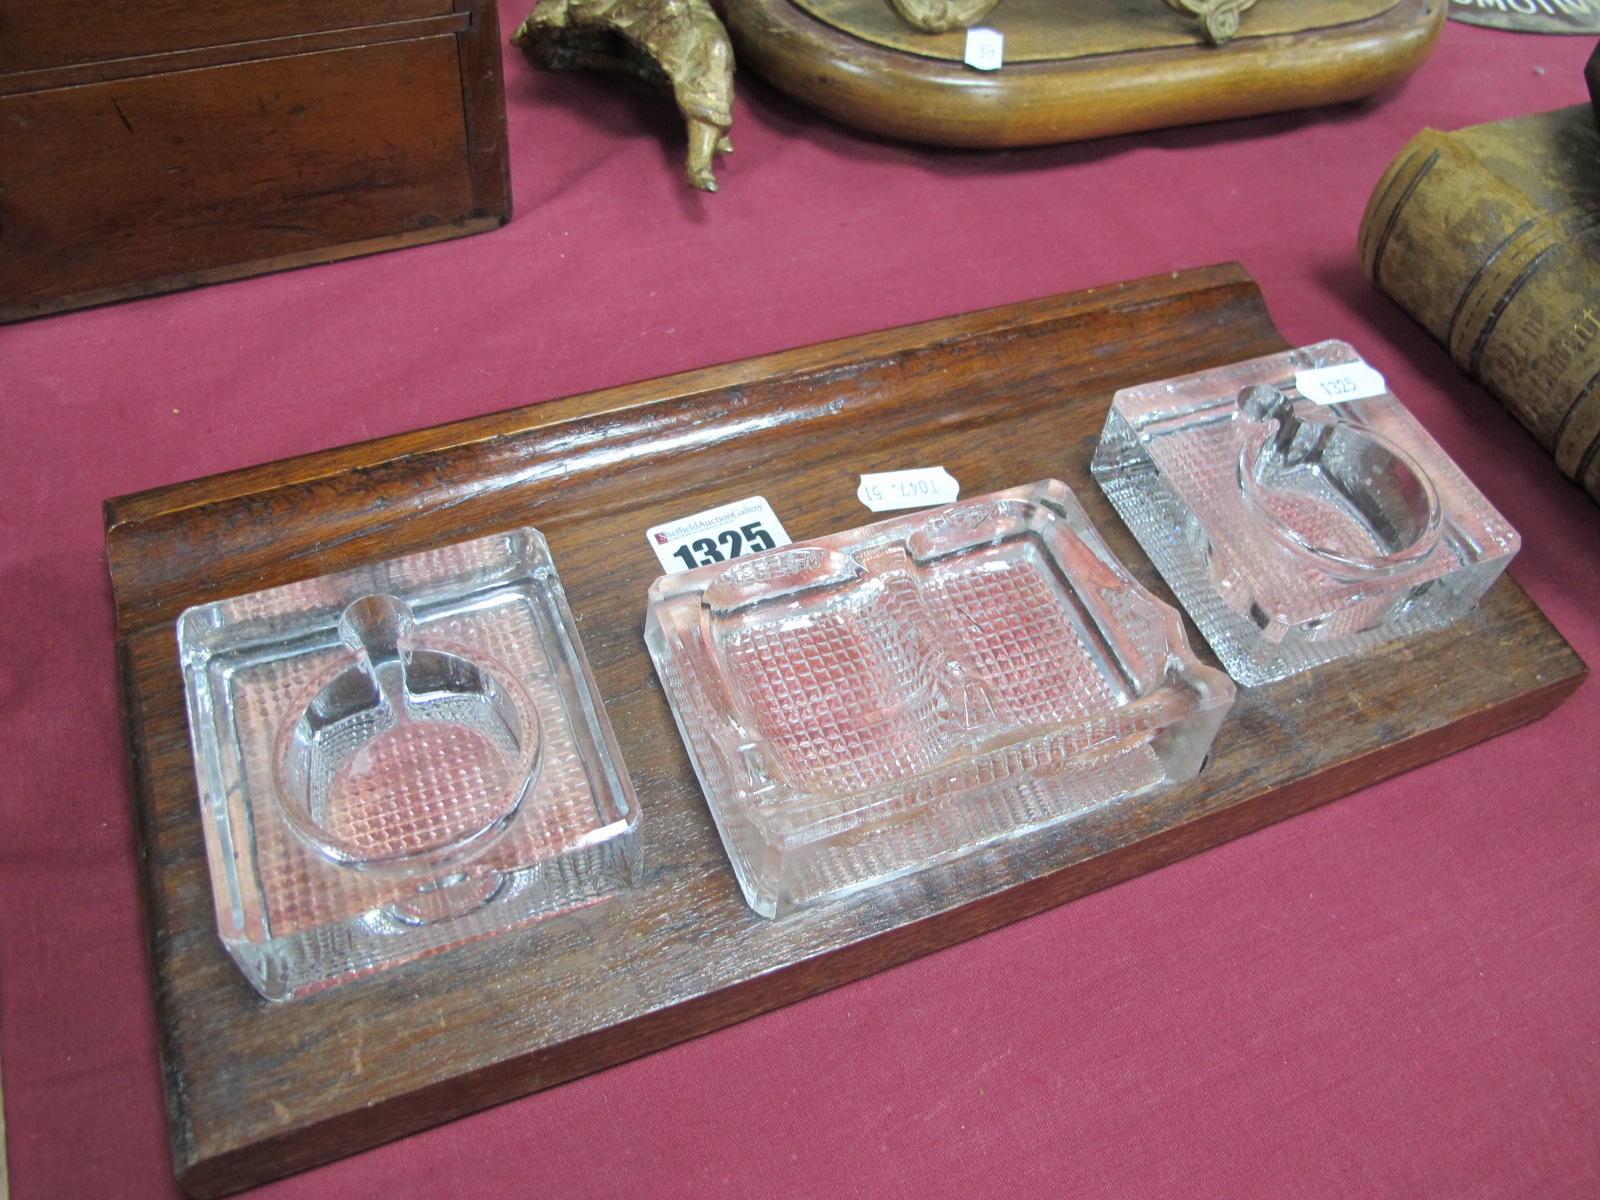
105 265 1588 1197
0 31 499 320
0 0 452 75
456 0 512 219
0 15 470 96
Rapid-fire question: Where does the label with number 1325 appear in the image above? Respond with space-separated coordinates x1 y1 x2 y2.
646 495 793 574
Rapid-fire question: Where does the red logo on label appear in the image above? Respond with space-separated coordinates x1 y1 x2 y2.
655 532 668 544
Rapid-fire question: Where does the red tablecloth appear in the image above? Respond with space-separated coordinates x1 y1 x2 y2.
2 18 1597 1199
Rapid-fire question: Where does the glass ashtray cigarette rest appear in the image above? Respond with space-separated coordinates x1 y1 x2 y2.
644 480 1235 919
1090 341 1521 686
179 529 639 1001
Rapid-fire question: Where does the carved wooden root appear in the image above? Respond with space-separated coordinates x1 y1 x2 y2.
513 0 734 192
888 0 1003 32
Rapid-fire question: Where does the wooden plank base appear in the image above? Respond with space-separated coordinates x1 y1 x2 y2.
105 264 1587 1196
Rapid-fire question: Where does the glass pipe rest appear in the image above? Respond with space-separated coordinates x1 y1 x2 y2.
644 480 1235 919
178 529 640 1001
1090 341 1521 686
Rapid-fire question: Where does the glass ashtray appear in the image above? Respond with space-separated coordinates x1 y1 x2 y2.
1089 341 1521 686
179 529 640 1000
644 479 1235 918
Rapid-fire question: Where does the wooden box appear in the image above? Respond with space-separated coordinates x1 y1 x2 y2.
0 0 511 323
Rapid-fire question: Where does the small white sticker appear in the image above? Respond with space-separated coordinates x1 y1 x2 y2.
964 27 1004 71
858 467 961 513
1294 361 1388 405
647 496 791 575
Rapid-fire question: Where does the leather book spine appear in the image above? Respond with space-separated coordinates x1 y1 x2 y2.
1358 105 1600 505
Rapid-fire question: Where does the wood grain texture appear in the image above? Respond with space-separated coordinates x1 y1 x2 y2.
0 14 469 95
104 265 1587 1197
0 0 509 322
0 0 453 75
723 0 1445 147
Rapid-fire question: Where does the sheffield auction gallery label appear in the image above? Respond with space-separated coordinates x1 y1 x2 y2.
647 496 792 574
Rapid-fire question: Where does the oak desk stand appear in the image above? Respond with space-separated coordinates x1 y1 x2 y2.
105 264 1584 1196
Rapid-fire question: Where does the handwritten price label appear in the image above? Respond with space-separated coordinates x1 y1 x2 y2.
857 467 961 513
1294 361 1388 405
647 496 792 575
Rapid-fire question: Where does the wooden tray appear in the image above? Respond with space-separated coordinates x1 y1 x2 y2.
724 0 1444 147
106 263 1586 1197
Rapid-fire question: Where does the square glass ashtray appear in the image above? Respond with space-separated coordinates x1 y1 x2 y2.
644 479 1235 918
178 528 640 1001
1089 341 1521 686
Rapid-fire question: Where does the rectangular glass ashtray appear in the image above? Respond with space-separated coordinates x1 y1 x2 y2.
644 480 1235 918
1090 341 1521 686
178 528 640 1001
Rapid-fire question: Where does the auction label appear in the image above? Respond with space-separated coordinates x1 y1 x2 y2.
965 27 1004 70
858 467 960 512
1294 361 1387 405
647 496 791 574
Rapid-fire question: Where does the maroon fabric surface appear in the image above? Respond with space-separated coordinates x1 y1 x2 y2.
2 20 1597 1199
